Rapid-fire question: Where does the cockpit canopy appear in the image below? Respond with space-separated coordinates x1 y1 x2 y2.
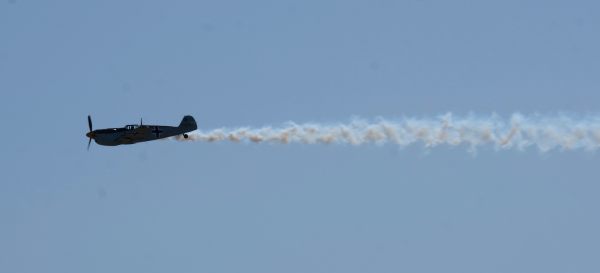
125 125 140 130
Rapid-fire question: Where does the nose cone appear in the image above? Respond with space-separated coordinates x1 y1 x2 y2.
86 132 95 138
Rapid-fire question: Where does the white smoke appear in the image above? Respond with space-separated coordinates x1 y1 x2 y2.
175 113 600 152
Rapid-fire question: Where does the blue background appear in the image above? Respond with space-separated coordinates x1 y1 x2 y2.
1 0 599 272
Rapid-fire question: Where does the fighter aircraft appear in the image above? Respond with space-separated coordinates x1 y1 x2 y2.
85 115 197 149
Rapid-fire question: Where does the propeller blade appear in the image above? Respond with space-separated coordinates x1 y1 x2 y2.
140 118 143 126
87 137 92 151
88 115 93 132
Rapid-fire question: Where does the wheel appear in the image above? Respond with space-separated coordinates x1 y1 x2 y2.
183 134 189 139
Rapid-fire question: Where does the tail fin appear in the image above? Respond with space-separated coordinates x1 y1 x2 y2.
179 115 198 131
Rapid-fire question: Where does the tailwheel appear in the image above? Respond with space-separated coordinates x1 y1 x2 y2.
183 134 189 139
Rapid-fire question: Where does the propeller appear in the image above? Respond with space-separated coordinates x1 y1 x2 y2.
140 118 143 126
87 115 93 150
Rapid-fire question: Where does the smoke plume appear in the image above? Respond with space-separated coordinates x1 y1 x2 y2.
175 113 600 152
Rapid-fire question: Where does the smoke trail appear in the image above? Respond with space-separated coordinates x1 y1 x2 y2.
175 113 600 152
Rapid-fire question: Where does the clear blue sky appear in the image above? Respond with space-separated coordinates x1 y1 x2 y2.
1 0 599 272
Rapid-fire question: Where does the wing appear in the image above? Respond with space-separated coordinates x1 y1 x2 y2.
116 127 152 144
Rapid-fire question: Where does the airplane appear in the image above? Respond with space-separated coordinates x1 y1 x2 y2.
85 115 197 149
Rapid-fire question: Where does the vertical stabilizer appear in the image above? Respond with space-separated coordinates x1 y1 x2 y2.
179 115 198 130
